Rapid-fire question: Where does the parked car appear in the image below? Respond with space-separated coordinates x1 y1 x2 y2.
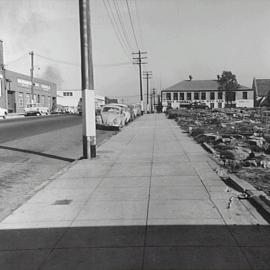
24 103 50 116
133 103 142 116
100 105 125 128
0 107 7 119
109 103 131 123
77 98 82 115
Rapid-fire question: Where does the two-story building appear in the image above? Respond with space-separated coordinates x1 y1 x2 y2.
0 40 57 113
162 79 253 109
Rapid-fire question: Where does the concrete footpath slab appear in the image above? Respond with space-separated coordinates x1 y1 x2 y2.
0 114 269 270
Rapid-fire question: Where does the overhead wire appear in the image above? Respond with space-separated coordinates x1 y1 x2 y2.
125 0 139 50
102 0 131 60
113 0 133 52
5 53 29 66
36 53 132 68
106 0 130 52
134 0 144 49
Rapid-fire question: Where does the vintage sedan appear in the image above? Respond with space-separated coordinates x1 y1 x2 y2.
100 105 126 128
109 103 131 123
24 103 50 116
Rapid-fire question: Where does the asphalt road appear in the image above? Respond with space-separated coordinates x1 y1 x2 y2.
0 114 116 221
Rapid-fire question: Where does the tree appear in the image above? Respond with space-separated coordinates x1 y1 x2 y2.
218 71 239 108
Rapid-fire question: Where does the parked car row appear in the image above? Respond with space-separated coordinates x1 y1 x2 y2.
99 103 141 128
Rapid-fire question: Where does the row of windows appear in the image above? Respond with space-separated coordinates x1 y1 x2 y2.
63 92 73 96
17 92 51 108
165 91 248 101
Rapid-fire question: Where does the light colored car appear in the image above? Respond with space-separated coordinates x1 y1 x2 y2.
109 103 131 123
101 105 125 127
133 103 142 116
24 103 49 116
0 107 8 119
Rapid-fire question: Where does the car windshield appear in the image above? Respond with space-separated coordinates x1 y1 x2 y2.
102 107 120 113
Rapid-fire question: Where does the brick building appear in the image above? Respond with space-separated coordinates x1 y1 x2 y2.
0 40 57 113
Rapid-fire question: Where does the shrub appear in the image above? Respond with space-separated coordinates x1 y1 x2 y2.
191 128 204 137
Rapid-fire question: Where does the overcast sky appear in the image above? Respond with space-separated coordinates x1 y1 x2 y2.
1 0 270 102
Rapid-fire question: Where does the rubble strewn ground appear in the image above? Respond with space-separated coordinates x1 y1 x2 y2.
167 107 270 196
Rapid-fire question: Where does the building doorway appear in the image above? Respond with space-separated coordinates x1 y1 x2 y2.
8 91 16 113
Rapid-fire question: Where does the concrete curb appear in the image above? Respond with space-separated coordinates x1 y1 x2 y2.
202 140 270 224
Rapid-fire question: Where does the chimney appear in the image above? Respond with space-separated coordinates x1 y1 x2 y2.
189 75 193 81
0 40 4 67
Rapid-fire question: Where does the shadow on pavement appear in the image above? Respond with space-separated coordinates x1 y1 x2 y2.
0 224 269 270
0 145 75 163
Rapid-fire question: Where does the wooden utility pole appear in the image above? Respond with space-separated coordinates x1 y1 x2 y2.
29 51 34 103
132 51 147 114
152 88 156 112
79 0 96 159
143 71 152 113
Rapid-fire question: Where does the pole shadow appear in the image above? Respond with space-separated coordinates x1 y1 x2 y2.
0 145 76 163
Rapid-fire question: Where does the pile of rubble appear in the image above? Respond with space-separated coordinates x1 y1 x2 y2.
168 108 270 195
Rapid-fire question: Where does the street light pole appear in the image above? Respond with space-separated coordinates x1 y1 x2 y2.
79 0 96 159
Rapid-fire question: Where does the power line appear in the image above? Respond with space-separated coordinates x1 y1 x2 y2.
106 0 130 52
113 0 133 52
134 0 144 49
36 53 132 68
5 53 29 66
126 0 139 50
102 0 130 59
36 53 80 67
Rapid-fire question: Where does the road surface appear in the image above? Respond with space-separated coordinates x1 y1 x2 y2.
0 115 116 221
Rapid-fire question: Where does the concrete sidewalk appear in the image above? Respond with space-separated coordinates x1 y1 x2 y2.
0 114 269 270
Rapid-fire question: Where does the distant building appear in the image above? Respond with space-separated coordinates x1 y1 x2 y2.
0 40 57 113
57 90 81 108
58 89 105 111
162 79 254 109
252 78 270 106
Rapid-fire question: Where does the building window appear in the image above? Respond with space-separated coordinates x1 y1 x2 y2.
173 93 178 100
218 91 223 99
210 92 215 100
26 93 31 105
63 92 73 97
166 93 171 100
242 92 247 99
201 92 206 100
48 96 51 108
18 92 24 108
37 95 40 103
187 93 192 100
194 92 199 100
41 95 45 105
179 93 184 100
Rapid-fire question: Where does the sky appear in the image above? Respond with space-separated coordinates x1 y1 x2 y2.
1 0 270 103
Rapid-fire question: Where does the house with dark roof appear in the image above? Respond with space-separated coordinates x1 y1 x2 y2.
252 78 270 106
162 79 254 109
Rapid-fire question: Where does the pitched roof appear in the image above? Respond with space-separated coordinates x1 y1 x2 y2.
164 80 249 92
253 79 270 96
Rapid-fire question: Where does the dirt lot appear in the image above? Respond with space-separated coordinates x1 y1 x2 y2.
167 108 270 196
